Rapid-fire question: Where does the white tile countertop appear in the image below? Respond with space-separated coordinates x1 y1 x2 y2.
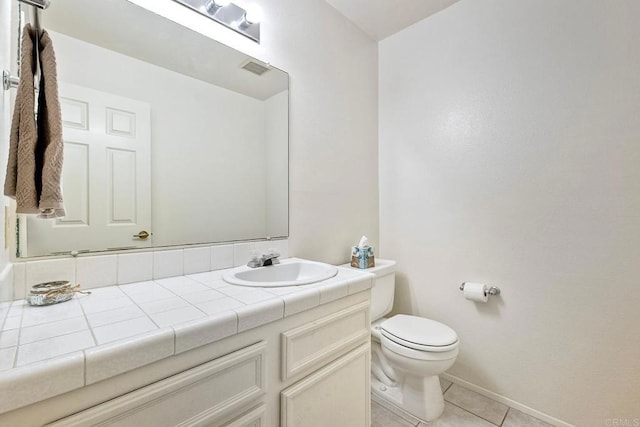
0 258 374 414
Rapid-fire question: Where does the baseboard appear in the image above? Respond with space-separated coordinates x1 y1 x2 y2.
441 373 575 427
371 391 423 425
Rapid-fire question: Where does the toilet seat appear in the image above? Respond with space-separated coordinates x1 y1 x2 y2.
380 314 458 352
381 334 459 361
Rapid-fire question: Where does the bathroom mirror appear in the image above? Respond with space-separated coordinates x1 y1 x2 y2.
15 0 289 257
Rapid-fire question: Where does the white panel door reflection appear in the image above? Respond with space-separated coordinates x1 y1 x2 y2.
24 83 151 256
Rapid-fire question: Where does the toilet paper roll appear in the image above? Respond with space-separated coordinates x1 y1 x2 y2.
463 282 488 303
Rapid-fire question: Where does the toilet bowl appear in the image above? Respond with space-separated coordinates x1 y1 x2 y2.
376 314 458 421
362 260 459 422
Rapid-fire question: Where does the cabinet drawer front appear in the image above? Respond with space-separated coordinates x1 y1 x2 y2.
281 301 370 380
47 342 267 427
281 343 371 427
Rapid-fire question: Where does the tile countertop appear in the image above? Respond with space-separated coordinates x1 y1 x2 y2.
0 258 374 415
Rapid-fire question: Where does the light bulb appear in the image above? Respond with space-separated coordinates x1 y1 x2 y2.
244 4 262 24
205 0 231 13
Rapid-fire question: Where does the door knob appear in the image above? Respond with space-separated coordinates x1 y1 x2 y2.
133 230 151 239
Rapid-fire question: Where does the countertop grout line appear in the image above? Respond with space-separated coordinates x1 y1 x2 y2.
112 287 162 332
18 319 90 346
144 281 204 321
14 337 94 369
11 306 25 369
0 310 7 334
78 300 98 347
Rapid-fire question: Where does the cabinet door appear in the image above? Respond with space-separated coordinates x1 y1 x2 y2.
281 343 370 427
47 342 266 427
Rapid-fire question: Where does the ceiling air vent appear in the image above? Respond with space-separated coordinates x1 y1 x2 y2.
240 59 270 76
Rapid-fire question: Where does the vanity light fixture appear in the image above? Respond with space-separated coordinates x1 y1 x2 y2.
172 0 261 43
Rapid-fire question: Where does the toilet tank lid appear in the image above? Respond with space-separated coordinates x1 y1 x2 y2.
339 259 396 278
381 314 458 347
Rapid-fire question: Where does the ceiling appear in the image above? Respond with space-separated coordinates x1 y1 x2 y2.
324 0 461 41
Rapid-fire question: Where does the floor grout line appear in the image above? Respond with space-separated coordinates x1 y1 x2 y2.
444 400 503 426
500 407 511 426
373 381 550 427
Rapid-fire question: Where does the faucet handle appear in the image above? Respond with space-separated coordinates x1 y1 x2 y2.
264 248 280 258
247 248 281 267
262 249 280 266
245 249 261 268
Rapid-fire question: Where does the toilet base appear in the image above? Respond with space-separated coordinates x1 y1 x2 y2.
371 373 445 422
371 381 423 426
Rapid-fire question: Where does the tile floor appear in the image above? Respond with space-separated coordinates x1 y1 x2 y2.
372 379 553 427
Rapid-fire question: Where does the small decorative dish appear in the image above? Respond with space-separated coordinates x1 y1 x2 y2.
27 281 87 306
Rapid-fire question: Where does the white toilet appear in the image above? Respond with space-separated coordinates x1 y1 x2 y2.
367 259 459 422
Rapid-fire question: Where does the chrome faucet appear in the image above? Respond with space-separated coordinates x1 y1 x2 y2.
247 250 280 268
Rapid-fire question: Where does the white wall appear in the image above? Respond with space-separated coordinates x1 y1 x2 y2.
379 1 640 425
130 0 379 265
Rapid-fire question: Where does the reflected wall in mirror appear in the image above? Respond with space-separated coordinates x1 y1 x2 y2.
16 0 289 257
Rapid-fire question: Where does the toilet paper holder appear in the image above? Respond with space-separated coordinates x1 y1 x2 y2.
459 282 501 297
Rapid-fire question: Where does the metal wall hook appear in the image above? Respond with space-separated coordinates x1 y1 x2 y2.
2 69 20 91
459 282 501 297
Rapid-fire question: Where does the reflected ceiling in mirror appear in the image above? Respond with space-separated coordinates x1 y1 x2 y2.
17 0 289 257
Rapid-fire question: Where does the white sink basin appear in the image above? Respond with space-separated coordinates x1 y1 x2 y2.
222 259 338 287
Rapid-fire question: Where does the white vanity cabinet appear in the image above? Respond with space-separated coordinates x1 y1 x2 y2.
0 290 371 427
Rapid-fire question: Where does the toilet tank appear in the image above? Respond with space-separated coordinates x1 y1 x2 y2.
366 259 397 321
